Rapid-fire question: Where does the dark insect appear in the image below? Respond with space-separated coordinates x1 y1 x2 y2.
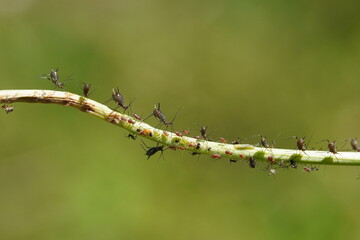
141 140 165 160
82 83 92 97
259 135 270 149
127 133 137 140
143 103 177 129
40 68 67 90
196 143 201 150
318 139 338 156
231 137 246 145
287 136 310 155
249 156 256 168
111 87 132 111
254 135 273 151
2 104 14 114
230 159 238 163
200 126 208 139
295 137 307 152
191 152 200 156
290 159 297 168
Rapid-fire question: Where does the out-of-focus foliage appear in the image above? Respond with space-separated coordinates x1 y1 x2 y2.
1 0 360 239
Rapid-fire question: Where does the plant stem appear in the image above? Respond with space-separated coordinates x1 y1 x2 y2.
1 89 359 166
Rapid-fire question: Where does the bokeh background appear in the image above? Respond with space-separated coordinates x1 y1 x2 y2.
1 0 360 239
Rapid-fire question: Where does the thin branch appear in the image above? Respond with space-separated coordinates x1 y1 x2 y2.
1 89 360 166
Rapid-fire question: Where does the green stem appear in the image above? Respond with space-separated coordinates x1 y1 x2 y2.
1 89 359 166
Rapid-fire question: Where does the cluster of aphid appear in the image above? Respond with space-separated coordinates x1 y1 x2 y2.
3 68 360 176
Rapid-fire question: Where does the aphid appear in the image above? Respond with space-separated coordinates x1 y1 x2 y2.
211 154 221 159
200 126 208 139
194 136 201 140
168 145 177 150
249 156 256 168
2 104 14 114
318 140 338 156
327 140 338 154
178 146 185 150
182 130 190 135
253 135 273 151
304 167 319 172
267 156 276 164
128 119 135 124
231 137 246 145
175 131 183 137
288 136 310 154
40 68 67 90
141 140 165 160
120 116 127 121
127 133 137 140
239 154 245 159
144 103 177 129
290 159 297 168
225 150 233 155
133 113 142 121
296 137 307 152
219 137 227 143
163 131 169 136
111 87 132 111
82 83 92 97
259 135 270 149
350 138 360 152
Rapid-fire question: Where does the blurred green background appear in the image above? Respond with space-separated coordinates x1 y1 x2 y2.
1 0 360 239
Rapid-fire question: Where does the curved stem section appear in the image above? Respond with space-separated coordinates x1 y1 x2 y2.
1 89 360 166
